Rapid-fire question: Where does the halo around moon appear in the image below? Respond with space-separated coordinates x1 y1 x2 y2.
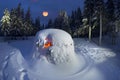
42 11 48 17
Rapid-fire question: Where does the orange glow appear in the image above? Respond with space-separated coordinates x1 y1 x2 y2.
44 42 52 48
42 11 48 17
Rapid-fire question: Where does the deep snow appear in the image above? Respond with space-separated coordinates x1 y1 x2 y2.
0 37 120 80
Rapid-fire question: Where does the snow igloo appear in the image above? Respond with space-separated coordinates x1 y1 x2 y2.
32 29 85 75
32 29 81 67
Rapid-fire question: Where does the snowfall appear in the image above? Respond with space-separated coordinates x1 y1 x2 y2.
0 29 120 80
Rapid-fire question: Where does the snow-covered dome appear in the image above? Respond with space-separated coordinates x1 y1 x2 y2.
32 29 78 65
31 29 86 77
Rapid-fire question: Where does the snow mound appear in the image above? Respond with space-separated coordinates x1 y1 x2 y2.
31 29 88 77
32 29 78 65
0 43 27 80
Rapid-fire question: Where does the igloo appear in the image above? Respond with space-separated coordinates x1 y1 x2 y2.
31 29 85 76
33 29 79 65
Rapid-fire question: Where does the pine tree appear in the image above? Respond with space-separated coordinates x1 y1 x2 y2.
106 0 115 22
83 0 95 41
54 11 71 34
54 16 62 29
106 0 115 31
75 7 82 27
106 0 116 44
33 16 40 34
21 8 24 20
116 0 120 20
35 16 40 28
69 11 76 36
16 3 22 17
47 19 53 28
10 8 18 36
24 7 33 36
10 4 24 37
62 11 71 34
71 8 83 37
0 9 11 36
83 0 94 20
115 0 120 32
25 7 31 23
93 0 106 45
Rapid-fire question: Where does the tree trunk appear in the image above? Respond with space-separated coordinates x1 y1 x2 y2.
115 21 118 32
89 16 92 41
99 11 102 45
89 26 92 41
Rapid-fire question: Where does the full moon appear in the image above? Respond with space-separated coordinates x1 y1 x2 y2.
42 11 48 17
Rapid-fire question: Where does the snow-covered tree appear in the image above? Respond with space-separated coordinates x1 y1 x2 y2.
83 0 95 41
93 0 105 45
83 0 107 44
0 9 11 36
9 3 26 37
23 7 34 36
23 21 33 36
10 8 24 37
0 3 40 38
54 11 71 34
75 18 89 37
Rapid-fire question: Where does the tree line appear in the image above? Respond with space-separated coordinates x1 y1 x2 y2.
46 0 120 37
0 0 120 42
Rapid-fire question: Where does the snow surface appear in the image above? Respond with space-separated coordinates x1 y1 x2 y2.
0 41 103 80
0 30 120 80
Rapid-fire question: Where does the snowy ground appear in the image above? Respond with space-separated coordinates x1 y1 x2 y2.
74 38 120 80
0 37 120 80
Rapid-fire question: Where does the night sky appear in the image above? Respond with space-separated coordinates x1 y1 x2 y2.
0 0 84 24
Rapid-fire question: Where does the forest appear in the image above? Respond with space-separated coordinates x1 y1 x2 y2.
0 0 120 42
